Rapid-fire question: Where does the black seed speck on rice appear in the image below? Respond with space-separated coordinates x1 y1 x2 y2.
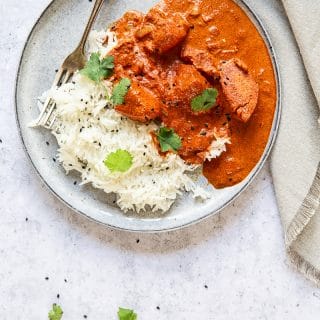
204 285 208 289
57 294 60 299
83 315 88 319
156 306 160 310
45 277 49 281
46 141 49 146
64 279 68 283
74 181 77 185
25 217 28 222
53 158 56 162
136 239 140 243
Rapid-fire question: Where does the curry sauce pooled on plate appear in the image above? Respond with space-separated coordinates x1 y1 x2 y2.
108 0 277 188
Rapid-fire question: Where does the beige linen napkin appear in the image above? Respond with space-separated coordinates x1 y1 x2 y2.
271 0 320 284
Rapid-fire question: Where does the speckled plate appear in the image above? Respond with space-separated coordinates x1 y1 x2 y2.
15 0 281 232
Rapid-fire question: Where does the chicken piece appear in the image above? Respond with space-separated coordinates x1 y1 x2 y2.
135 6 190 54
112 11 144 37
181 45 218 78
164 63 211 109
115 81 163 123
219 59 259 122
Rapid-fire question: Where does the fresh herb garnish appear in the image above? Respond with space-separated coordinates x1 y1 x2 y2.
118 308 137 320
156 127 182 153
48 304 63 320
80 52 114 83
104 149 133 173
112 78 131 106
191 88 218 112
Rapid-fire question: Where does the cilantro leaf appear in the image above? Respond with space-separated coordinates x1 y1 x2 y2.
112 78 131 106
191 88 218 112
156 127 182 153
48 304 63 320
118 308 137 320
104 149 133 173
80 53 114 83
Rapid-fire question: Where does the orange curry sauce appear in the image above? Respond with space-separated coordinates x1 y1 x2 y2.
109 0 277 188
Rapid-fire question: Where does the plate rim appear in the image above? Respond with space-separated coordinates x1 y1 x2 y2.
14 0 282 233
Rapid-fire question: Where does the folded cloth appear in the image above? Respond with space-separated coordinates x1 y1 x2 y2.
271 0 320 284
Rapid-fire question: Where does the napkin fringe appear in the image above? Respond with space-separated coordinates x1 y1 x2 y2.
286 163 320 246
288 248 320 286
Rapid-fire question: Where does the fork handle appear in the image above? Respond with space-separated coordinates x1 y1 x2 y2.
78 0 105 53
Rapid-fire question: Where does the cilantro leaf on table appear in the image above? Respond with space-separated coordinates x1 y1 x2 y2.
111 78 131 106
191 88 218 112
104 149 133 173
118 308 137 320
80 52 114 83
48 304 63 320
156 127 182 153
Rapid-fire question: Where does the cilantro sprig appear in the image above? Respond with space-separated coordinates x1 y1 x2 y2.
156 127 182 153
191 88 218 112
112 78 131 106
118 308 137 320
48 304 63 320
80 52 114 83
104 149 133 173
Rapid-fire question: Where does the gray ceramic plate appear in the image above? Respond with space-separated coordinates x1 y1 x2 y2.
15 0 281 232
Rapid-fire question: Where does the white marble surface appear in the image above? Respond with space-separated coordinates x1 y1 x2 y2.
1 1 320 319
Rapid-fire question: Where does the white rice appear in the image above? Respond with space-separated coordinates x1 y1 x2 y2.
35 29 230 213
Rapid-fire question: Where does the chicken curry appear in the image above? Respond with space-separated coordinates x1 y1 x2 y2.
108 0 277 188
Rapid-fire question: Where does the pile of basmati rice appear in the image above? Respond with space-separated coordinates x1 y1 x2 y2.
35 29 230 213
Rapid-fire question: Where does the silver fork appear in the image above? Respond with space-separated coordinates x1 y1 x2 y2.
34 0 105 129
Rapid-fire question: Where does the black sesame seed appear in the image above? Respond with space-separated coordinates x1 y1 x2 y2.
204 285 208 289
74 181 77 185
64 279 68 283
25 217 29 222
52 158 56 162
83 315 88 319
156 306 160 310
46 141 49 146
136 239 140 243
57 294 60 299
45 277 49 281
